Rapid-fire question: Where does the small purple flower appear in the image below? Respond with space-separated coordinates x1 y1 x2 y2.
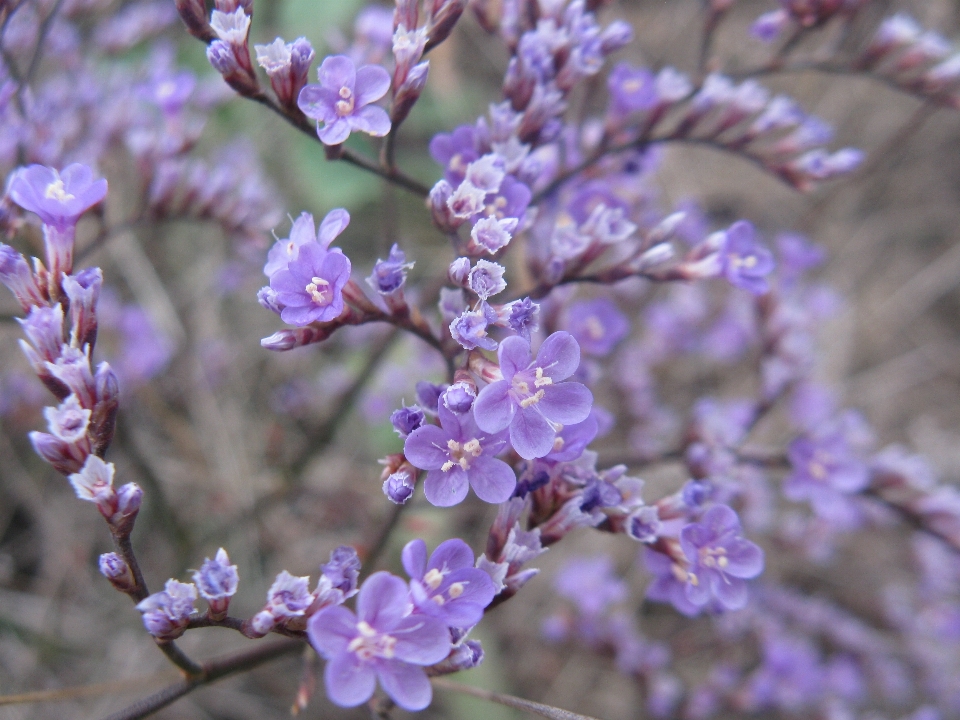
404 404 515 506
307 571 451 711
99 552 135 593
470 215 517 254
415 381 445 414
0 244 45 310
785 433 869 520
269 243 351 326
467 260 507 300
565 298 630 356
251 570 314 634
298 55 391 145
383 468 416 504
8 164 107 230
720 221 775 295
544 413 599 463
321 546 362 600
680 505 764 610
449 308 497 351
68 455 116 516
391 404 425 438
366 243 413 295
136 579 197 640
430 124 480 184
626 506 662 543
607 63 657 117
474 332 593 460
44 394 90 444
264 209 350 279
192 548 239 618
440 382 476 414
401 538 496 627
501 297 540 340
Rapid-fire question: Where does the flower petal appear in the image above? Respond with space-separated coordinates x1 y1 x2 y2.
473 380 514 433
497 335 531 379
535 331 580 381
428 538 474 573
357 571 409 628
324 651 376 707
308 605 357 657
319 54 356 91
423 467 469 507
350 105 391 137
509 407 555 460
710 572 748 610
404 425 450 470
318 117 352 146
376 661 433 711
355 64 391 106
390 614 451 664
318 208 350 248
401 538 428 581
537 382 592 425
297 84 340 123
468 456 517 503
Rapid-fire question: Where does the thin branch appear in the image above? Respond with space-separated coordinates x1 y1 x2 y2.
100 640 303 720
431 678 604 720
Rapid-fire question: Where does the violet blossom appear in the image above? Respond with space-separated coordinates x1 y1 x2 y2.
307 571 451 710
474 332 593 460
297 55 391 145
401 538 496 627
785 433 869 521
8 164 107 230
721 221 775 295
136 579 197 640
192 548 239 618
403 403 515 506
565 297 630 356
268 243 351 326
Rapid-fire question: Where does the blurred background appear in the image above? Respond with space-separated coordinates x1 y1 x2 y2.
3 0 960 718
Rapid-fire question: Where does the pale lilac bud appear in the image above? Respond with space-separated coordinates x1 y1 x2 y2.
633 243 675 272
207 40 259 97
99 552 136 593
447 181 488 219
90 362 119 456
416 381 445 413
210 8 249 45
63 267 102 350
256 36 315 110
259 570 313 632
175 0 216 42
392 25 427 87
193 548 239 619
320 546 361 599
440 381 476 413
44 394 90 444
136 579 197 641
261 330 297 351
469 216 517 254
751 9 789 42
464 154 505 194
383 468 416 504
429 179 464 232
257 286 284 315
599 20 633 54
366 244 414 295
68 455 117 518
391 60 430 125
427 639 485 676
626 506 662 542
47 346 95 408
112 482 143 533
448 257 471 286
0 244 45 311
29 431 83 475
18 304 65 366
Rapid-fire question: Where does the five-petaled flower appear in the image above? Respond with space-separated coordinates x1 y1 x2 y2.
8 164 107 230
401 538 496 627
474 332 594 460
269 243 352 326
298 55 391 146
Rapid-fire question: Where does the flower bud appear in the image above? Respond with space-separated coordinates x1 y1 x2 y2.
99 552 137 594
29 431 83 475
90 362 119 455
448 257 471 286
383 467 417 504
193 548 239 620
428 180 464 233
424 0 467 53
111 482 143 533
391 60 429 126
175 0 216 41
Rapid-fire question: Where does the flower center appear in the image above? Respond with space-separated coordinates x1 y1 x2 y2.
699 546 729 570
335 86 355 116
513 367 552 409
441 437 483 472
423 568 444 590
731 254 758 270
305 276 330 305
347 620 396 660
44 175 75 203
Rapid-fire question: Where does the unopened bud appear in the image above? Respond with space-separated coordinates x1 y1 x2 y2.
175 0 216 42
99 552 137 593
424 0 467 53
391 60 429 126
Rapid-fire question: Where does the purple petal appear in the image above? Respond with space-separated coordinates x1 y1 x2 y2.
537 382 593 425
308 605 357 657
404 425 450 470
473 380 514 433
423 467 469 507
468 456 517 503
509 407 556 460
357 571 409 629
497 335 531 379
702 504 741 535
535 331 580 381
710 572 748 610
428 539 474 573
401 539 428 581
280 304 322 326
350 105 391 137
684 575 711 606
318 248 351 284
354 64 391 106
319 54 356 91
325 651 376 707
390 614 451 664
723 538 764 578
318 208 350 248
319 117 352 145
297 84 339 123
376 661 433 711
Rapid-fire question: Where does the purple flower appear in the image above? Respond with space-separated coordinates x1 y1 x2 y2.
8 164 107 230
383 468 416 504
298 55 391 145
269 243 351 326
307 571 451 711
429 124 480 184
501 297 540 340
607 63 657 116
785 433 869 520
366 243 413 295
44 394 90 444
136 579 197 640
544 413 599 463
0 244 44 310
99 552 135 593
441 382 476 414
192 548 238 618
68 455 116 517
469 215 517 254
391 404 425 438
403 404 515 506
721 221 775 295
401 538 496 627
449 308 497 351
467 260 506 300
474 332 593 460
251 570 314 634
679 505 764 611
565 298 630 356
321 546 362 600
264 209 350 279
